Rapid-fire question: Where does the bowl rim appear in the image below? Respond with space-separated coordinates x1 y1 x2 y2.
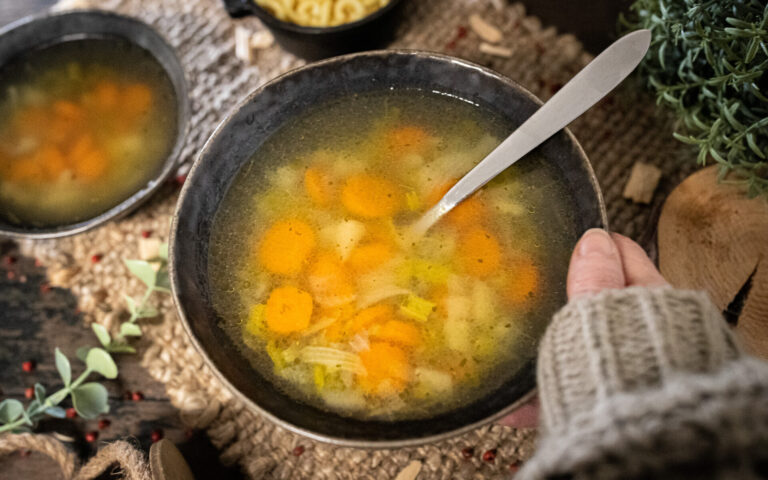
170 49 608 448
0 9 190 240
239 0 405 35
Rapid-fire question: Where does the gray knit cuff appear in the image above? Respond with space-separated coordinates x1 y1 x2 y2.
537 286 741 434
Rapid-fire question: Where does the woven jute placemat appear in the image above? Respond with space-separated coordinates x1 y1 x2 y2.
19 0 698 478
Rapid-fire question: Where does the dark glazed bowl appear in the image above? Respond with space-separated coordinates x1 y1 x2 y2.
222 0 406 60
171 50 607 448
0 10 189 240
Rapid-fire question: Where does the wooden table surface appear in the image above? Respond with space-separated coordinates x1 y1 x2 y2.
0 1 630 478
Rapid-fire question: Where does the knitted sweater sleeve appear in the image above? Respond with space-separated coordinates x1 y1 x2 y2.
518 286 768 480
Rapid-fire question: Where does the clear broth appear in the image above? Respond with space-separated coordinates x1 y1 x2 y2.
0 38 178 227
209 90 576 420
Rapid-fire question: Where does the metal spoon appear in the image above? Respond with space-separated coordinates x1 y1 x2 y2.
409 29 651 239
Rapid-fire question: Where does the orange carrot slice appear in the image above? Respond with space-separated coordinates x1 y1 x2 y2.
122 83 153 118
304 166 334 206
341 173 401 218
73 146 107 182
359 342 409 395
371 320 420 347
258 219 316 276
503 257 539 306
265 286 313 334
385 126 430 157
346 242 393 272
427 179 487 228
94 81 120 110
348 304 394 333
306 251 356 307
458 228 501 277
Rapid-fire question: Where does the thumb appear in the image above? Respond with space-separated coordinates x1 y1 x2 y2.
567 228 626 299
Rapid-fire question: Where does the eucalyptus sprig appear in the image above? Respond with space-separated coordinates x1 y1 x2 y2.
89 243 170 355
0 347 117 433
0 244 170 433
621 0 768 197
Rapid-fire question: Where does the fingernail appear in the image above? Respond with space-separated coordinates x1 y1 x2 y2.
578 228 615 257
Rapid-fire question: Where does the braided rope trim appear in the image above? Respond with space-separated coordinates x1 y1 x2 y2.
0 434 151 480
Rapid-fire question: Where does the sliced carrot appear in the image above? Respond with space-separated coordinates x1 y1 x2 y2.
306 251 356 307
427 179 487 228
258 219 316 276
341 173 401 219
93 81 120 110
348 304 394 334
52 101 85 122
385 125 430 157
503 257 540 306
371 320 420 347
121 83 153 118
73 146 107 182
319 304 355 342
346 241 393 272
458 228 501 277
265 286 313 334
304 166 335 206
37 145 68 180
359 342 409 395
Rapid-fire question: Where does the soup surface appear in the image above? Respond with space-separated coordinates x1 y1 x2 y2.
0 38 178 227
209 90 576 420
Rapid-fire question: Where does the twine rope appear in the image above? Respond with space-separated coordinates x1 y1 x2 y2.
0 434 150 480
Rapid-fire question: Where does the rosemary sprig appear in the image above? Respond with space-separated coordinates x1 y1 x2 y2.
621 0 768 197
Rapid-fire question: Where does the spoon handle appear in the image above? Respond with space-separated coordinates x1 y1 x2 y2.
411 29 651 237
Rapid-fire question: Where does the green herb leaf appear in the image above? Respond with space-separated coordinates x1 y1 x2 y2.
71 383 109 419
91 323 111 348
158 243 169 261
136 306 159 319
120 323 142 337
123 294 138 314
124 259 156 289
155 270 171 293
108 344 137 354
55 347 71 386
48 389 69 405
44 406 67 419
76 346 90 363
34 383 46 403
27 399 41 414
85 348 118 379
0 399 24 423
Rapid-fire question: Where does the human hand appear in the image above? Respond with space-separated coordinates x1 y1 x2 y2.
498 228 668 428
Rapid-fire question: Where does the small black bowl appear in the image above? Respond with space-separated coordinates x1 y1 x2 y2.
0 10 189 240
222 0 406 60
171 50 607 448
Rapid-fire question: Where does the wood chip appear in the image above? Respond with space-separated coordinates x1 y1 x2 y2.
622 161 662 204
469 14 503 44
235 25 254 64
49 266 81 287
479 42 513 58
250 30 274 50
139 237 162 261
394 460 422 480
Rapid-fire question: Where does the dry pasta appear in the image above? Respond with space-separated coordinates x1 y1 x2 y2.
255 0 390 27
